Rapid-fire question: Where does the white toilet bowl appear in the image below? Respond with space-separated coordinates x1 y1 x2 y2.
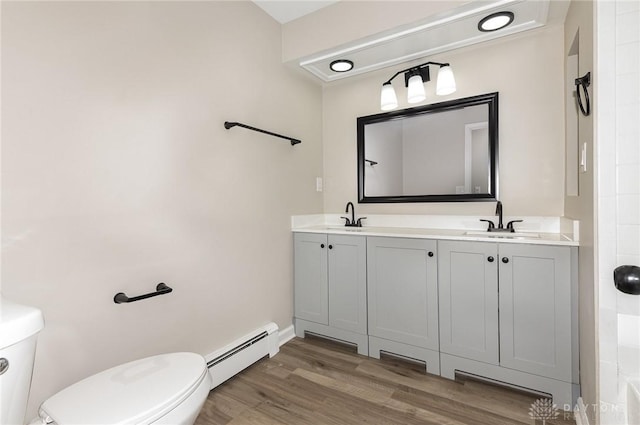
0 298 212 425
35 352 211 425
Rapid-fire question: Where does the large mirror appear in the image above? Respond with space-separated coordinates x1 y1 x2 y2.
357 92 499 203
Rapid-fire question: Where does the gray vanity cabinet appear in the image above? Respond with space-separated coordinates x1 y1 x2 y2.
437 240 499 364
498 243 573 382
293 232 368 354
438 240 578 406
366 237 440 374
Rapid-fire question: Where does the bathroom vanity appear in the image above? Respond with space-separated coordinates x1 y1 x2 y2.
292 217 579 408
293 233 368 355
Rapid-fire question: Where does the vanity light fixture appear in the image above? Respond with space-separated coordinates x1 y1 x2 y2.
478 11 514 32
330 59 354 73
380 61 456 111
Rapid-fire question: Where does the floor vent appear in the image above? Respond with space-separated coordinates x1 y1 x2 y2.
205 322 279 389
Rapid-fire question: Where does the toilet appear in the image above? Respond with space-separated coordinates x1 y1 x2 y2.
0 297 212 425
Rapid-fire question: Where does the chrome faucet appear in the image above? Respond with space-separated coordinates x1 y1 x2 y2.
342 202 366 227
480 201 523 232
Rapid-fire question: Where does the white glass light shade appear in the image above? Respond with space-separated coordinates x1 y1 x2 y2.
407 74 425 104
482 15 510 30
380 83 398 111
436 65 456 96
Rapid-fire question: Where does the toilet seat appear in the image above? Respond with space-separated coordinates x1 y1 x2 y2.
38 352 209 425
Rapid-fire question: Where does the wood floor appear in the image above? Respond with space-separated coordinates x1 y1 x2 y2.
195 335 576 425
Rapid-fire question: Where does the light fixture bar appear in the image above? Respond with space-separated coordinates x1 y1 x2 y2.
403 66 430 87
382 61 447 86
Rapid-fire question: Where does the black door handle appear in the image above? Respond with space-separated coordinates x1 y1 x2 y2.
502 257 509 264
488 256 495 263
614 265 640 295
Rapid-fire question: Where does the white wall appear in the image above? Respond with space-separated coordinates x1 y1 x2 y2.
401 105 487 195
322 25 566 216
564 1 597 423
364 121 403 196
596 1 640 424
0 1 322 418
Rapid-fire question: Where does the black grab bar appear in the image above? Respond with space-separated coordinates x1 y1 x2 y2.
114 283 173 304
224 121 301 146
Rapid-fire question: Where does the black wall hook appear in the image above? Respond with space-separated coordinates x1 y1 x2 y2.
575 72 591 116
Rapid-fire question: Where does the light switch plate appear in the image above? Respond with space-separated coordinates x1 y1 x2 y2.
580 142 587 173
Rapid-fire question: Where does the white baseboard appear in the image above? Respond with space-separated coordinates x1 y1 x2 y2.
204 322 279 389
574 397 590 425
279 324 295 346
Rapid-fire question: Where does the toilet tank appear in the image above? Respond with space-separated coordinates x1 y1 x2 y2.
0 298 45 425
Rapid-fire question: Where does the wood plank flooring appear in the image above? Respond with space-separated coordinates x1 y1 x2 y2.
195 336 576 425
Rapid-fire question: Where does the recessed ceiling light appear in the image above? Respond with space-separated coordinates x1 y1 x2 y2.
478 11 514 32
330 59 354 73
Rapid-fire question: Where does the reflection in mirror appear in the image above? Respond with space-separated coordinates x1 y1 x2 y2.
357 92 498 203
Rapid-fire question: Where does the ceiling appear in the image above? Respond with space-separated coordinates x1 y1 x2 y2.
252 0 339 24
253 0 569 83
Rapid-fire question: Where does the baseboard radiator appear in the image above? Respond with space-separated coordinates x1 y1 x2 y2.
205 322 279 389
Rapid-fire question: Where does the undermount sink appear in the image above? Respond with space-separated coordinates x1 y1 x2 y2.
464 231 540 239
326 226 364 232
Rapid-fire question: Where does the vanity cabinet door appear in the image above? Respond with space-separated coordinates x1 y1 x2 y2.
498 244 573 382
327 235 367 334
294 233 328 325
294 233 367 334
438 240 499 364
367 237 438 350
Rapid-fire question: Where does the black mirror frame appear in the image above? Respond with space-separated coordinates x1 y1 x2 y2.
357 92 499 203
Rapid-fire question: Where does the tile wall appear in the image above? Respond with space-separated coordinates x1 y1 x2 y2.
598 1 640 424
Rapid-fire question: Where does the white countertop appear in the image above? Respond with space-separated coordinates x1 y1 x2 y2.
291 214 579 247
